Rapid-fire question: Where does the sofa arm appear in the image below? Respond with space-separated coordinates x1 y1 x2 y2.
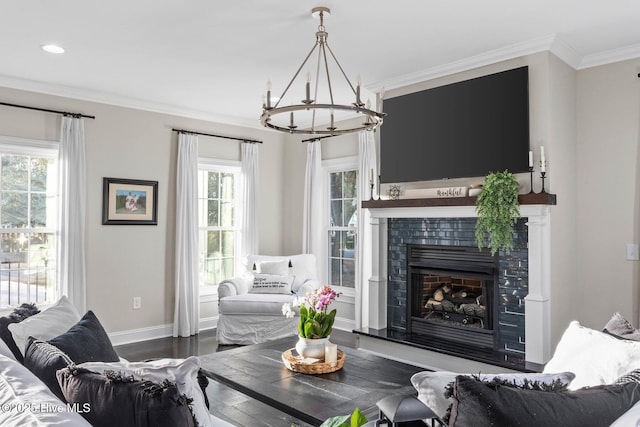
218 276 250 299
296 279 322 297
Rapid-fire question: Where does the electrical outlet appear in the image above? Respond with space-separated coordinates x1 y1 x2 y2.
133 297 141 309
627 244 639 261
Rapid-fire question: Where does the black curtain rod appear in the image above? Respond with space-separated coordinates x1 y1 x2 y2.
172 128 262 144
301 134 335 143
0 101 95 119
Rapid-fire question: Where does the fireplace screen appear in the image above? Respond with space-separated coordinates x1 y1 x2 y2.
416 273 489 329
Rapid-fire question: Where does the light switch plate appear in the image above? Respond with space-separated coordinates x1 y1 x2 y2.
627 243 639 261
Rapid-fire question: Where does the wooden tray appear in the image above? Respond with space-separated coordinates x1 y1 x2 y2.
282 348 345 374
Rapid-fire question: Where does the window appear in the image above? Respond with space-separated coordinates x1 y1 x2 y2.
328 169 357 288
0 137 58 309
197 161 239 290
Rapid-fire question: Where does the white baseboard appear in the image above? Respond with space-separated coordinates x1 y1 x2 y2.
333 316 355 332
109 316 219 346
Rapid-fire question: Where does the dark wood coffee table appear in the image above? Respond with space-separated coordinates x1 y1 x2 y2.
199 336 424 426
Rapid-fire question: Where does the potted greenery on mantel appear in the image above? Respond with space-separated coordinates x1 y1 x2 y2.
475 170 521 255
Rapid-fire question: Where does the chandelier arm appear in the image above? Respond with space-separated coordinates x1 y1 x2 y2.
311 39 324 132
273 42 320 109
320 42 335 105
325 43 357 96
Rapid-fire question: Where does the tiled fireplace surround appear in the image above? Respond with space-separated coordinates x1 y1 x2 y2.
362 203 552 366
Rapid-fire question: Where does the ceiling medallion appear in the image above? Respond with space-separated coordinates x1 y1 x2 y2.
260 6 385 135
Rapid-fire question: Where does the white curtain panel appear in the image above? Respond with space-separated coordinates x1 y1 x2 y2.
57 116 87 314
173 133 200 337
240 143 259 258
302 140 327 281
357 131 377 329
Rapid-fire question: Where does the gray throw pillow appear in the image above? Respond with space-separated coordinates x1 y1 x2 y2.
603 312 640 341
411 370 576 419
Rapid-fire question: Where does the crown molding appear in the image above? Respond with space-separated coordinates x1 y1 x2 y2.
367 34 640 94
367 35 558 93
0 74 262 130
578 41 640 69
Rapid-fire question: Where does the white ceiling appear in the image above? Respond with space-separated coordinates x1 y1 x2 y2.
2 1 640 129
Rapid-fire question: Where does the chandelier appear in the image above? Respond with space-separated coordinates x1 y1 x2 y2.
260 7 385 135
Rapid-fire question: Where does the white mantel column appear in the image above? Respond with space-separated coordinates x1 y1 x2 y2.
524 206 552 364
364 217 387 329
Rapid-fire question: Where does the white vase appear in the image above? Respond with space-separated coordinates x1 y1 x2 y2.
295 336 329 359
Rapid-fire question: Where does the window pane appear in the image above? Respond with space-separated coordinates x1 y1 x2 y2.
330 172 342 199
219 202 234 227
341 259 355 288
221 231 234 256
329 231 341 257
220 173 234 200
222 258 234 282
197 199 207 227
203 258 221 286
343 170 357 198
343 200 357 228
330 258 341 287
208 172 219 199
207 230 220 255
208 200 219 226
1 155 29 191
0 231 56 308
30 193 46 227
330 200 342 227
1 192 28 227
30 158 49 192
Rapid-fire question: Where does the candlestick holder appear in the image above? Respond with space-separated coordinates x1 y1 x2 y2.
528 166 535 194
377 175 382 200
539 171 547 194
370 183 375 201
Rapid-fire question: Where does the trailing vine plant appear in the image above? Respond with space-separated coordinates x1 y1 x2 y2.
475 170 521 255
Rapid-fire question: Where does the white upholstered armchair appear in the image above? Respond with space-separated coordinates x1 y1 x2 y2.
217 254 321 345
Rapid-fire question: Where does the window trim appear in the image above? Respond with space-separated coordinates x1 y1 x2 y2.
323 156 358 297
197 158 241 297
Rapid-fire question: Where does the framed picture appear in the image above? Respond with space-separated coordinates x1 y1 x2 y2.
102 177 158 225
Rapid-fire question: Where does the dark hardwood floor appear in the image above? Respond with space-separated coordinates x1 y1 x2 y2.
115 329 359 427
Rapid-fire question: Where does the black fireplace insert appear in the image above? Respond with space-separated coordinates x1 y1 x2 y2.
407 244 498 350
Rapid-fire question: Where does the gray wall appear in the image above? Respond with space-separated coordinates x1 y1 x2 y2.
1 50 639 353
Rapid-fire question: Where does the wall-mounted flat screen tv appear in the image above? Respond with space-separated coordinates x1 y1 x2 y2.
380 66 529 183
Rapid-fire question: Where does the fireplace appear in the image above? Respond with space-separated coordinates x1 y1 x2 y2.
407 244 498 350
357 198 555 367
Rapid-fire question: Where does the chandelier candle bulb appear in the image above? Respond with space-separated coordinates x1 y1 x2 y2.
305 72 311 102
266 80 272 109
325 342 338 367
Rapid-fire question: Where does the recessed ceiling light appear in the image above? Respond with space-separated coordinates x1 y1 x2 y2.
41 44 65 54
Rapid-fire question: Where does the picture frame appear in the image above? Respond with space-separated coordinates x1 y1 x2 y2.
102 177 158 225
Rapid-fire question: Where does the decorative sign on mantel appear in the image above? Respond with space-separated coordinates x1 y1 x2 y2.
403 187 468 199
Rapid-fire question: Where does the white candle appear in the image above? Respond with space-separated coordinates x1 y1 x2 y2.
528 151 533 168
370 169 373 184
325 342 337 367
540 146 546 172
266 80 272 109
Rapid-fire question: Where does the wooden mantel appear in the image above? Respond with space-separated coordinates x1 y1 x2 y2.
362 192 556 209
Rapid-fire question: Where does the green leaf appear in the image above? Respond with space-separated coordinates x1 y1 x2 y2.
350 408 367 427
319 408 368 427
319 415 350 427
